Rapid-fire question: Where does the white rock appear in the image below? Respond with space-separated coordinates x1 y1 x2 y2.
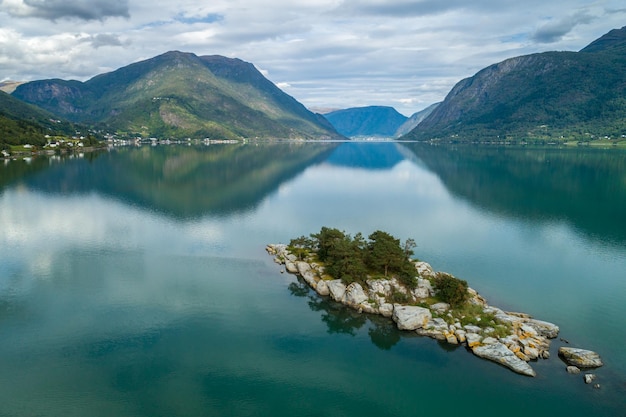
466 333 482 348
285 261 298 273
412 287 430 299
472 342 536 377
524 346 539 360
342 283 368 308
519 324 539 337
431 302 450 314
378 303 394 318
392 305 432 331
296 261 311 276
455 329 467 344
558 347 603 368
481 337 498 345
367 279 392 297
525 319 560 339
315 279 330 296
464 325 482 334
415 262 436 279
327 280 346 302
301 271 317 289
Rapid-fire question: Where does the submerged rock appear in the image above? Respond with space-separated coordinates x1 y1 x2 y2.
472 342 536 377
558 347 603 368
566 366 581 374
584 373 596 384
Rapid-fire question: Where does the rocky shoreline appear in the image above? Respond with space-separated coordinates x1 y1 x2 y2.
267 243 603 378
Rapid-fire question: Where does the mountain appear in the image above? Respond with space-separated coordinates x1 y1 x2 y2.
324 106 407 137
12 51 341 140
0 90 82 148
0 81 25 94
403 26 626 142
394 103 440 137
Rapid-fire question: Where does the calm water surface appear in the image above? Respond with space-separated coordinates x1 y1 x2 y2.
1 142 625 416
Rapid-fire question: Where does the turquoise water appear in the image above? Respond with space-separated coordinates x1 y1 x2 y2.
0 142 624 416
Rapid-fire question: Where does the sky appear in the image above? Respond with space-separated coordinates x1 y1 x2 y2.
0 1 625 116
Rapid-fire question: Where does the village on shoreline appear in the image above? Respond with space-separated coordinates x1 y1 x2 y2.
266 241 604 383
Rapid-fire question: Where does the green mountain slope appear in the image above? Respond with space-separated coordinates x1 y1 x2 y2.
404 26 626 142
324 106 407 137
0 90 81 148
13 51 341 140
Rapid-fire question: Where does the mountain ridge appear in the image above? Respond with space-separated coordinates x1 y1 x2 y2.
404 26 626 142
324 105 407 137
12 51 341 140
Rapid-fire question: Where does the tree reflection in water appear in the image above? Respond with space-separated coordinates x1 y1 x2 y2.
288 278 401 349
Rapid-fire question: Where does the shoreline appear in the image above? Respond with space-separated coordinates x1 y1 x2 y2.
266 243 603 378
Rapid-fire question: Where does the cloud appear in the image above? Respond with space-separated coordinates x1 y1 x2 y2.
532 11 596 43
3 0 129 21
1 0 626 115
84 33 125 48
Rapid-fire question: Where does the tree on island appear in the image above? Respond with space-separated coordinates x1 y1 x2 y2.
290 227 417 289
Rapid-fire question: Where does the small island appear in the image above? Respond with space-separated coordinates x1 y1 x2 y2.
267 227 603 377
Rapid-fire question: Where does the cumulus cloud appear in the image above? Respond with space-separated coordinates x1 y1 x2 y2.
3 0 129 21
532 11 596 43
1 0 626 115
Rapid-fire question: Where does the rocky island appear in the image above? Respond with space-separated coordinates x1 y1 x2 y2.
267 227 603 377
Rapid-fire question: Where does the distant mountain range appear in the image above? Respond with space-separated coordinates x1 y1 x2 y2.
403 26 626 142
4 26 626 146
323 106 407 137
11 51 341 141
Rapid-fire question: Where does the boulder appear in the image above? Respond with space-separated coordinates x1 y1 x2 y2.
342 283 368 309
412 287 430 299
315 279 330 296
378 302 394 318
327 280 346 302
481 337 498 345
361 301 379 314
466 333 482 348
445 331 459 345
464 325 482 334
472 342 537 377
367 279 392 298
525 319 560 339
285 261 298 273
431 302 450 314
416 317 449 339
414 278 435 298
392 305 432 331
584 374 596 384
296 261 311 275
558 347 603 368
301 271 318 289
415 262 436 279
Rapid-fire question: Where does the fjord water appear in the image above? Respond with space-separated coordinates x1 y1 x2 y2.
1 142 624 416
